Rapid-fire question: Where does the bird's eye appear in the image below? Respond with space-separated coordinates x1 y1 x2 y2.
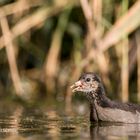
86 78 91 82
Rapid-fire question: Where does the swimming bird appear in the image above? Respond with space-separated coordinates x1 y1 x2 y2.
71 73 140 123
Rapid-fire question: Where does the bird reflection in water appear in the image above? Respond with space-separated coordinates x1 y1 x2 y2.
90 122 140 140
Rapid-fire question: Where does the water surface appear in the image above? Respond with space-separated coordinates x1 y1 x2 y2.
0 101 140 140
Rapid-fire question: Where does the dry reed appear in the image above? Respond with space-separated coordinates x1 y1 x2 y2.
0 0 140 104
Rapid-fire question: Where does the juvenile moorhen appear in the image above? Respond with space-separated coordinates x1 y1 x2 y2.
71 73 140 123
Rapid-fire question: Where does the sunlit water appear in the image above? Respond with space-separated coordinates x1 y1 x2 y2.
0 101 140 140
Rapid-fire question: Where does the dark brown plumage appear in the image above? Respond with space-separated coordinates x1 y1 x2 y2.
71 73 140 123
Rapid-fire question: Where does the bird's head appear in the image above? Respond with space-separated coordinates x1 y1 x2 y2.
71 73 104 95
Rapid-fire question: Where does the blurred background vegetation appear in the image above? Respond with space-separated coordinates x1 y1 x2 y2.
0 0 140 109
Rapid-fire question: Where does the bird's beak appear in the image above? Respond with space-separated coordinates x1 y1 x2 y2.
70 80 83 92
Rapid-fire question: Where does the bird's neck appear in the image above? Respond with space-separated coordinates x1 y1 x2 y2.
86 86 112 108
